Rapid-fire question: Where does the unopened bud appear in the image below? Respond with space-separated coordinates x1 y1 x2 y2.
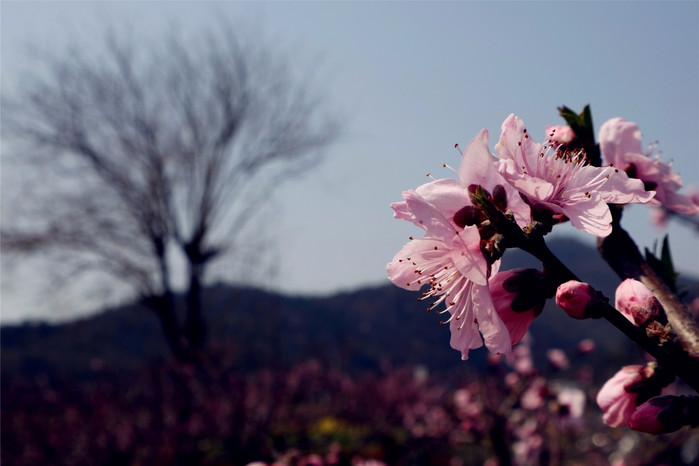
629 395 699 434
615 279 661 327
453 205 485 228
490 268 547 345
556 280 602 319
546 125 576 145
596 363 674 428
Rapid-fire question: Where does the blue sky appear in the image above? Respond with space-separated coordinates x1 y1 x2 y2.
2 1 698 323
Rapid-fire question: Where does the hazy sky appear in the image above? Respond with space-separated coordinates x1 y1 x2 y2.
2 1 698 323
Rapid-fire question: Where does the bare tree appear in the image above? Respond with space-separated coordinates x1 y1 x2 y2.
1 23 340 360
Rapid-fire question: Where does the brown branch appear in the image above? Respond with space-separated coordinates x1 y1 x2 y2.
598 205 699 359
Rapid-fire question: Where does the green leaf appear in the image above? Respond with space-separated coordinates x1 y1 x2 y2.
557 104 602 166
645 236 678 292
581 104 594 139
661 235 678 290
557 105 583 129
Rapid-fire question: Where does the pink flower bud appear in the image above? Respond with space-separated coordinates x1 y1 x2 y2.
555 281 599 319
545 125 576 145
490 269 546 345
615 279 661 327
628 396 671 434
596 364 674 428
629 395 699 434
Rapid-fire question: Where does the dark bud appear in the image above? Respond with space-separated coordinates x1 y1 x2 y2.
630 395 699 434
503 268 548 315
492 184 508 211
453 205 486 228
468 184 491 205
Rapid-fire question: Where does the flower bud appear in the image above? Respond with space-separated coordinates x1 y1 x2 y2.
555 281 602 319
615 279 661 327
596 363 674 428
596 365 644 427
545 125 576 145
490 269 547 345
629 395 699 434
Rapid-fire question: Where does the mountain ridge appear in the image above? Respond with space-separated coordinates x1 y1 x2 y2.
3 236 698 383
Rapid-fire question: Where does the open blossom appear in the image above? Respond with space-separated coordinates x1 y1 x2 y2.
596 365 646 427
387 129 530 360
546 348 570 370
599 117 698 215
495 114 654 237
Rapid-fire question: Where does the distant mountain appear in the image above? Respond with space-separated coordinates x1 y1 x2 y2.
3 237 698 383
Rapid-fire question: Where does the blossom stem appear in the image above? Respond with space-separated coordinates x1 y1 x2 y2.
520 234 699 393
598 205 699 360
475 196 699 392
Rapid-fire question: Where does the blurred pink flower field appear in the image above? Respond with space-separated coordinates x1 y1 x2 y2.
3 339 697 465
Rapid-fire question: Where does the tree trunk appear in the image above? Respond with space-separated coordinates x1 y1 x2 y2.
147 292 187 361
185 261 206 351
151 240 189 361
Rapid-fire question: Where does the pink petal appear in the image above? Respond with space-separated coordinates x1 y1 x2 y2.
599 118 644 167
386 237 447 291
402 190 460 241
458 127 531 228
414 178 472 219
472 284 512 357
563 196 613 237
449 226 488 286
596 166 655 205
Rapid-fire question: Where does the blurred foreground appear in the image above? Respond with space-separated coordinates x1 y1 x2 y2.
3 344 698 465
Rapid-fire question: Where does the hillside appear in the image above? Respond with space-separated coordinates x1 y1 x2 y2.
4 236 696 382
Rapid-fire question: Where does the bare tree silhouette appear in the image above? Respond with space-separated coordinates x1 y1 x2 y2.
1 24 341 360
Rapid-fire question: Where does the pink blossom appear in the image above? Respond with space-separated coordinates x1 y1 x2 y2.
496 114 654 237
387 129 530 359
599 117 698 215
691 297 699 318
648 207 669 230
596 365 645 427
545 125 576 145
521 377 548 410
690 187 699 207
577 338 596 355
510 340 535 375
557 386 586 419
615 279 661 327
546 348 570 370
